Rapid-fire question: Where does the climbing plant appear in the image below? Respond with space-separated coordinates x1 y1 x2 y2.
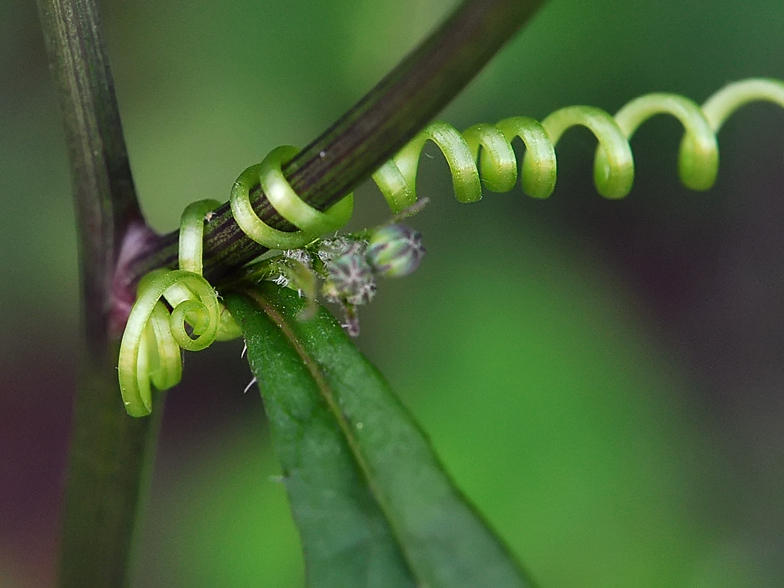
34 0 784 586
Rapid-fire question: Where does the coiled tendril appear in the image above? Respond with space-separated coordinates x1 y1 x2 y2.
120 78 784 417
231 145 354 249
118 200 240 417
368 78 784 211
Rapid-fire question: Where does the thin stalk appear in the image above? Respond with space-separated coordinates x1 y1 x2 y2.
36 0 160 585
128 0 546 288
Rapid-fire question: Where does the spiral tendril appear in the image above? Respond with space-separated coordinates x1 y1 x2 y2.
231 145 354 249
371 77 784 209
120 78 784 417
118 199 238 417
227 78 784 243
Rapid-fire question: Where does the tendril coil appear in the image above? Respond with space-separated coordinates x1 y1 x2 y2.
369 77 784 211
118 200 241 417
120 78 784 417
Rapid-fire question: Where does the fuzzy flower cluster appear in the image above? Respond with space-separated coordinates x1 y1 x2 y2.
272 224 425 336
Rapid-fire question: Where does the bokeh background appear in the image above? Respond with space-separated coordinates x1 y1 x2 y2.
2 0 784 586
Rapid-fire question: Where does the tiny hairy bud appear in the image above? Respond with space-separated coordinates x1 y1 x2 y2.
366 224 425 277
323 245 376 306
283 248 313 268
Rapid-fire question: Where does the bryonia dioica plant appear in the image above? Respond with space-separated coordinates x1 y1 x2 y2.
39 0 784 584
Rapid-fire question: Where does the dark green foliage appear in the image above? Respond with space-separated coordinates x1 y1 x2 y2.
226 285 536 588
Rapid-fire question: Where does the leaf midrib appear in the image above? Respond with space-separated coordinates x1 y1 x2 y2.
240 288 422 583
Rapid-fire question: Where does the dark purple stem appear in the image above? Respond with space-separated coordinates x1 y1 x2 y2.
126 0 546 294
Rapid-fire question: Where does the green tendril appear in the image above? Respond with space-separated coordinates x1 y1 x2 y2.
372 77 784 210
231 145 354 250
179 199 221 274
118 78 784 417
119 269 214 416
118 200 237 417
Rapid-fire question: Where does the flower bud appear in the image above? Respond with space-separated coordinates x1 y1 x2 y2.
323 245 376 306
366 224 425 278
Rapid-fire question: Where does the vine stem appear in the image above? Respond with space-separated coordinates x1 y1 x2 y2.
36 0 161 585
127 0 546 289
38 0 545 584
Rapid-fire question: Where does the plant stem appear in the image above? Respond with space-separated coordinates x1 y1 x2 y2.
36 0 160 585
128 0 546 287
38 0 544 583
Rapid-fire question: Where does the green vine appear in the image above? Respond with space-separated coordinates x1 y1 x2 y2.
118 77 784 417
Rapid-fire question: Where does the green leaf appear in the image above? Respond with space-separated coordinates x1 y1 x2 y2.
225 284 536 588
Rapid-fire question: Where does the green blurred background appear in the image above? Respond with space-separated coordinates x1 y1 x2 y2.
2 0 784 586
